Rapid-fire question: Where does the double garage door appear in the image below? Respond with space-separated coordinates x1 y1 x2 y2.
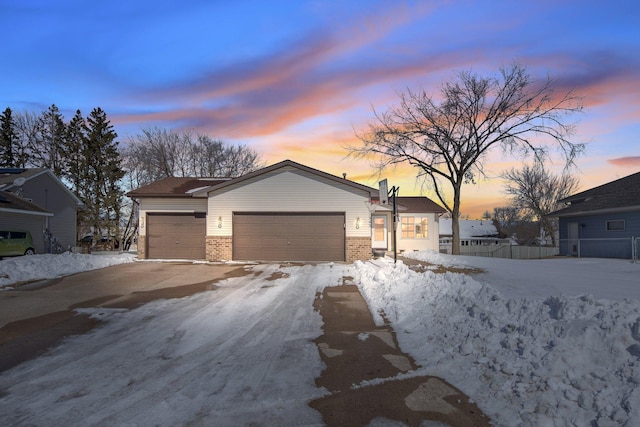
233 212 345 262
147 213 206 260
146 212 345 261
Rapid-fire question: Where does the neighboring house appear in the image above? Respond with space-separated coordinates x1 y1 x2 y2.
0 168 83 252
550 171 640 259
439 219 506 254
127 160 445 262
0 191 53 254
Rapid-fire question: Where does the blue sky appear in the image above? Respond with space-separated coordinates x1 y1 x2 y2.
1 0 639 216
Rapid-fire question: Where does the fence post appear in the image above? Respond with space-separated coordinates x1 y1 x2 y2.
578 239 581 258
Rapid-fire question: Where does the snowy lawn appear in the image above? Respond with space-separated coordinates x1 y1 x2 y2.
0 252 136 289
0 252 639 426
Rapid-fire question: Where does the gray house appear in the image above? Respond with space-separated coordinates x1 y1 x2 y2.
550 171 640 259
0 168 83 253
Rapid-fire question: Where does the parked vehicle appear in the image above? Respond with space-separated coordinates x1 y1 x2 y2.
0 230 35 259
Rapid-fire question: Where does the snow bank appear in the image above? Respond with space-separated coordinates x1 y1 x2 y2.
355 256 640 426
0 252 136 289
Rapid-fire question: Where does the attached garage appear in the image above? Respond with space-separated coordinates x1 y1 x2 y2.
146 212 206 259
232 212 345 262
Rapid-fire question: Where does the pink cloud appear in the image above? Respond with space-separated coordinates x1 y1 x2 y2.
607 156 640 167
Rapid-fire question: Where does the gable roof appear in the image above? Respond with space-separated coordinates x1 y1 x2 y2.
0 168 83 206
0 191 53 216
127 177 230 198
126 160 446 213
193 159 378 197
550 171 640 216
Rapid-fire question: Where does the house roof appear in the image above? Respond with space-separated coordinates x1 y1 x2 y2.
395 196 447 214
0 191 53 216
439 219 498 238
126 160 446 213
127 177 230 198
550 171 640 217
193 159 378 197
0 168 83 206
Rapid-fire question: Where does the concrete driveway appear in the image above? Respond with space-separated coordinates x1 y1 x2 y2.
0 262 249 371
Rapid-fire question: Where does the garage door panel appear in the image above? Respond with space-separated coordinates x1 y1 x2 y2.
147 213 206 260
233 213 345 262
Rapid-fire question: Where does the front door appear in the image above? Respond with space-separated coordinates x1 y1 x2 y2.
372 215 388 249
568 222 579 256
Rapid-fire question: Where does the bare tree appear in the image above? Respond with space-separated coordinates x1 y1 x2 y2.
122 127 261 180
351 64 583 254
120 127 261 251
503 164 579 246
12 110 41 168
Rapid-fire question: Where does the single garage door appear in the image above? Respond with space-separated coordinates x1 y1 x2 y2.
233 212 345 262
147 213 206 259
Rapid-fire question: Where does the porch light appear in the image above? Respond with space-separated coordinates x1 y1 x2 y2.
356 217 361 229
218 216 223 228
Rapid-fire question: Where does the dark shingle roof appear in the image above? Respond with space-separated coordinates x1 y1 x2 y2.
396 196 446 214
0 191 52 215
550 171 640 216
127 177 230 198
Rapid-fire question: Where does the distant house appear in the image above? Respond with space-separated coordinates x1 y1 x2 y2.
439 219 507 254
0 168 83 253
128 160 446 262
550 171 640 259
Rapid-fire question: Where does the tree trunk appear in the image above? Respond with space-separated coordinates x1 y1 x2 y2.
451 183 462 255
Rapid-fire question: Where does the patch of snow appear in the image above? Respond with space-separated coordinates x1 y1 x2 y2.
0 252 136 289
355 254 640 426
1 250 639 426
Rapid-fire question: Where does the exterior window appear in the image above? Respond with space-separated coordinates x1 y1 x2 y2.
606 220 625 231
402 217 429 239
415 218 428 238
401 217 415 238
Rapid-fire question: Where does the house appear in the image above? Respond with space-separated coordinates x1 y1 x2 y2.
439 219 506 254
550 171 640 259
127 160 445 262
0 191 53 254
0 168 83 252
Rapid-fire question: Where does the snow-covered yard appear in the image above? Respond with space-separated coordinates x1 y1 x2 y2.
0 252 639 426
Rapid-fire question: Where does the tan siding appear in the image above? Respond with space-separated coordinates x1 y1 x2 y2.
207 169 371 237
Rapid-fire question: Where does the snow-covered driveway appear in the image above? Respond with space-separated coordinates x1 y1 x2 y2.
0 263 348 426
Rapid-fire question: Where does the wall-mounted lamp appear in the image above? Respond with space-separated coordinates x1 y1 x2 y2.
356 217 361 229
580 223 586 229
218 216 223 228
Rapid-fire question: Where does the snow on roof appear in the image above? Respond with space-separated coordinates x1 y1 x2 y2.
439 218 498 237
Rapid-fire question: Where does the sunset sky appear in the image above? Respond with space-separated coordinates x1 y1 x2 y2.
1 0 639 217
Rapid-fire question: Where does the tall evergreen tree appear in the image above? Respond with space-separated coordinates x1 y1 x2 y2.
31 104 67 175
64 109 86 196
0 107 18 167
82 107 124 243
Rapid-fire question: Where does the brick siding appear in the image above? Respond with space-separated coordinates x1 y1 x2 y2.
206 236 233 261
137 237 146 259
346 236 372 263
